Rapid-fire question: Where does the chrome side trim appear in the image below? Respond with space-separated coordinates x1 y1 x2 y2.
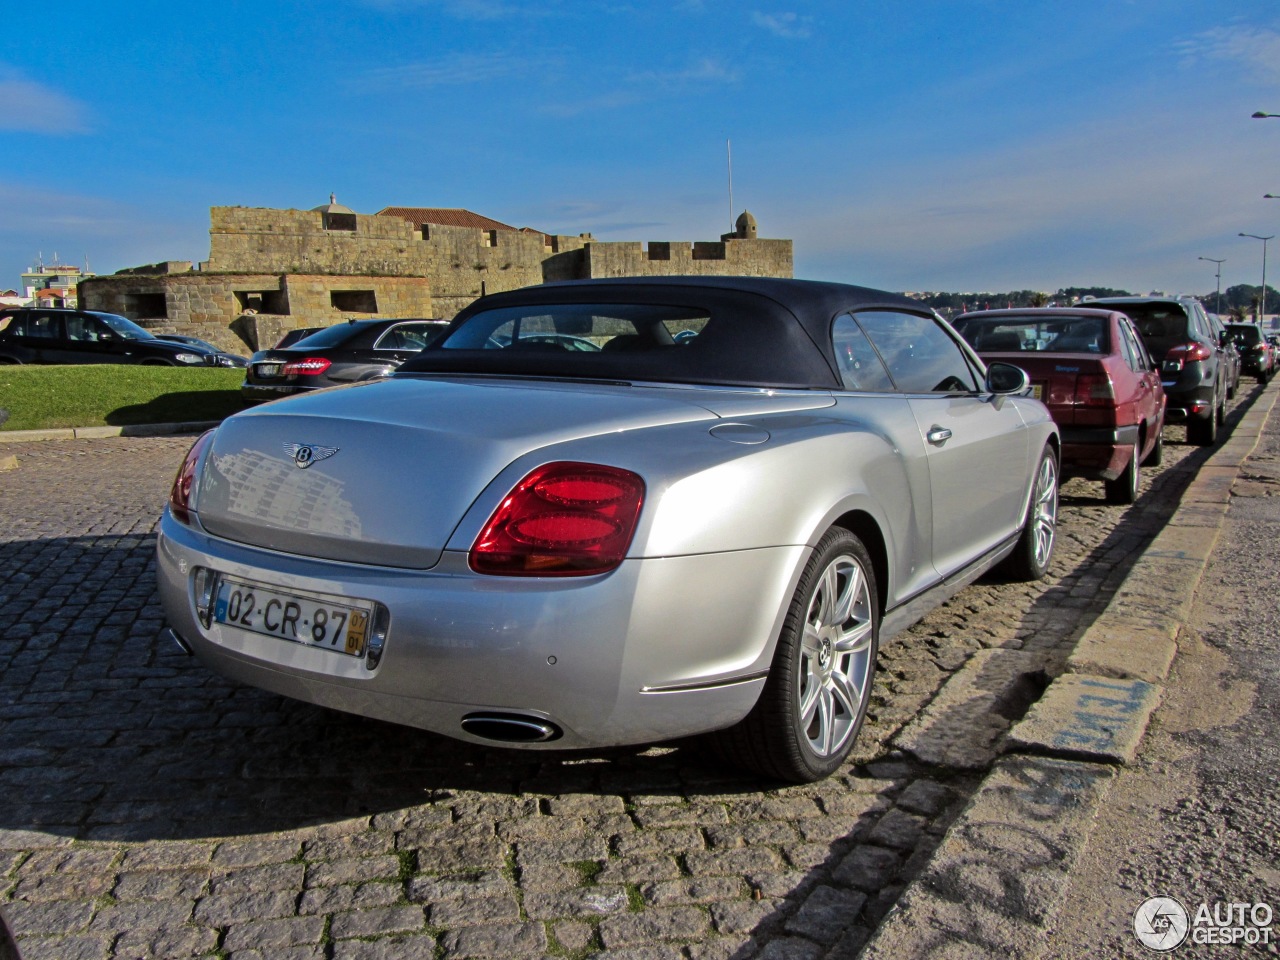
640 671 770 694
881 532 1019 643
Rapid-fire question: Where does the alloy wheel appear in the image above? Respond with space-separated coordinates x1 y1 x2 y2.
1031 454 1058 569
796 554 875 758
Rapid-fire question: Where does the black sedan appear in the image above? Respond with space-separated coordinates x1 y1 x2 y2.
242 318 448 398
154 334 250 368
0 308 240 368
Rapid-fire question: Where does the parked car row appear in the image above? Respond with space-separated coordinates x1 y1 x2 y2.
17 280 1250 784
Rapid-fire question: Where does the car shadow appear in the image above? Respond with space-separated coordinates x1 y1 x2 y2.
105 390 250 427
0 530 771 844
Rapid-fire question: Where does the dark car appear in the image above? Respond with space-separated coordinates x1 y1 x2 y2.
1224 323 1275 383
1207 313 1242 397
1082 297 1228 445
154 334 250 368
0 308 237 368
953 308 1166 503
242 318 448 398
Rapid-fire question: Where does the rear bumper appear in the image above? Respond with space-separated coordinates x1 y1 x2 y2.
1060 424 1140 481
155 510 800 750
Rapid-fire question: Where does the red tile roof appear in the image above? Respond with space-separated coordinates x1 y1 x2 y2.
377 207 521 232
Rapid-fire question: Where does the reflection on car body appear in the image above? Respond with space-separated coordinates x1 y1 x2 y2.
158 277 1059 782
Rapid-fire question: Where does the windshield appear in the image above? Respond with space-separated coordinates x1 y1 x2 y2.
953 315 1110 354
93 312 155 341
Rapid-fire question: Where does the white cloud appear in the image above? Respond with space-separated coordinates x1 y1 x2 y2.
359 51 546 89
359 0 564 19
1176 25 1280 84
751 10 811 40
0 73 90 135
541 57 737 116
783 110 1274 293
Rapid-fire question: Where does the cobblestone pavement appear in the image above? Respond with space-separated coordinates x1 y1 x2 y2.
0 384 1260 960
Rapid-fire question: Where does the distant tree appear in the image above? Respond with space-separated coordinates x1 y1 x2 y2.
1057 286 1133 301
1030 291 1049 307
1228 303 1248 322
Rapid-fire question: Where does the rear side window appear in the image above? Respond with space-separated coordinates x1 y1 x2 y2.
831 314 895 392
857 311 980 394
1117 321 1148 372
374 322 446 351
17 313 62 339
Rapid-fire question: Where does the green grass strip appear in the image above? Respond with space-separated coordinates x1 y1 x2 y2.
0 364 250 431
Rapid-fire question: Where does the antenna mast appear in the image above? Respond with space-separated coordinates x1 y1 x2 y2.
727 139 735 233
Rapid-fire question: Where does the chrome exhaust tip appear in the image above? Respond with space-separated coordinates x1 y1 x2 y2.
161 627 194 656
460 713 562 744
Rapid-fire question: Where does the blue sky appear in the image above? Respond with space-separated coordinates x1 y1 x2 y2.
3 1 1280 296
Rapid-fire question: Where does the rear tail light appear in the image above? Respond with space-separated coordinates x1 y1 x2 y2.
281 357 332 376
1163 342 1212 372
169 429 216 525
1074 373 1115 407
470 462 645 576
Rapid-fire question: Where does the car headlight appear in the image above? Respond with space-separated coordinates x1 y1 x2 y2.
174 353 205 364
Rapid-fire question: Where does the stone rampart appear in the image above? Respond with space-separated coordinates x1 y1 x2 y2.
80 203 793 349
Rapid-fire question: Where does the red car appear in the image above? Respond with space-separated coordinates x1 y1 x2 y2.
952 308 1166 504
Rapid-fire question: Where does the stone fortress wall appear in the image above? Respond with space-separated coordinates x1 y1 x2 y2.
78 202 793 354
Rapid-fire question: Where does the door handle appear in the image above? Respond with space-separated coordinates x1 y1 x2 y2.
926 426 953 445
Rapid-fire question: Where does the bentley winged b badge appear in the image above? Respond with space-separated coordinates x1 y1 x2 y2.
283 442 339 469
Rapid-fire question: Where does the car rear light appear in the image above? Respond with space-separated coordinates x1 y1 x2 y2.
470 462 645 576
281 357 331 376
1163 342 1212 372
1074 373 1115 407
169 429 216 525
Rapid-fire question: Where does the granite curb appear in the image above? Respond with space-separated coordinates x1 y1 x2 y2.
0 420 220 443
860 378 1280 960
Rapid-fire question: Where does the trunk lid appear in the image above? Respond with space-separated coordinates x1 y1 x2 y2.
984 352 1111 427
194 376 833 568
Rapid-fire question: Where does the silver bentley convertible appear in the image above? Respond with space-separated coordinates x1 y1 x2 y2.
156 277 1059 782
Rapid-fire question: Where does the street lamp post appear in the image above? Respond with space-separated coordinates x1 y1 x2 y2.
1198 257 1226 315
1239 233 1274 323
1253 112 1280 119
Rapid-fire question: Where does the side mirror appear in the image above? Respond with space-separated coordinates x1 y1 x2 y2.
986 361 1029 395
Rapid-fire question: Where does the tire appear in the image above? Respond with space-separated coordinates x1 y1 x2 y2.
1187 405 1218 446
1142 430 1164 467
713 528 879 783
999 444 1058 581
1104 440 1140 504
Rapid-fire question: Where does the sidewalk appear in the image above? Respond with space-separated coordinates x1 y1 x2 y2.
860 377 1280 960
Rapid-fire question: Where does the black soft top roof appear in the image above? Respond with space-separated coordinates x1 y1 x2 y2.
397 276 930 389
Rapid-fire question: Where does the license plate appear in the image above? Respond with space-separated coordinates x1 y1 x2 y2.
1030 383 1043 400
256 363 282 377
214 577 371 656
